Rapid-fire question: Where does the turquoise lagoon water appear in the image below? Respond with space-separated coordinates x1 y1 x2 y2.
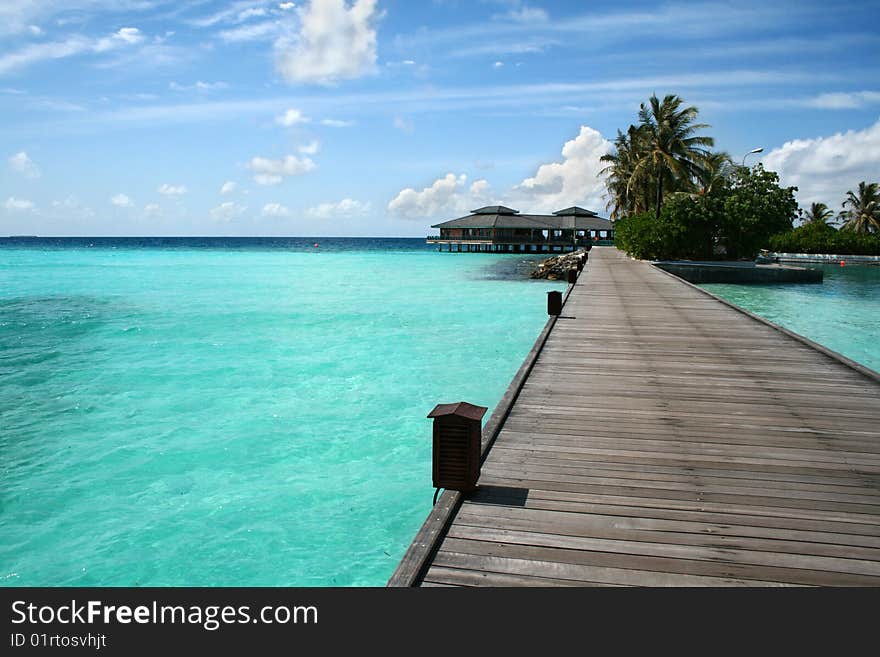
0 238 563 586
702 263 880 372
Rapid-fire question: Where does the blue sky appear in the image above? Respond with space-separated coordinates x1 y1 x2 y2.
2 0 879 236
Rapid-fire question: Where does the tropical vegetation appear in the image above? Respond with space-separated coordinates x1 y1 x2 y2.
768 182 880 255
614 164 797 261
600 94 715 220
769 222 880 256
604 93 879 259
838 182 880 233
803 202 835 226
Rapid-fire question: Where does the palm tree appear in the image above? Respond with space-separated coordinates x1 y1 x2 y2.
631 94 715 218
696 151 734 196
804 202 835 226
839 182 880 233
600 125 652 218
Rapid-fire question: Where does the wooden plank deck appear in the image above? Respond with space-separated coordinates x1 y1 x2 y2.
393 246 880 587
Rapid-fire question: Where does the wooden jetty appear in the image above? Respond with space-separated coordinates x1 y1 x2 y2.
389 247 880 587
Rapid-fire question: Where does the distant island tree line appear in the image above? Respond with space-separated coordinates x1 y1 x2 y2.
600 93 880 260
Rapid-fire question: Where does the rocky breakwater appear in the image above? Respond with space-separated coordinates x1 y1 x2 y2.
529 249 587 280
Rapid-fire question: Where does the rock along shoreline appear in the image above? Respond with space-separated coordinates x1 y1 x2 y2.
529 248 588 280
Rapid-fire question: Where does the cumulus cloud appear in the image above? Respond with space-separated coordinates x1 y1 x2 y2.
275 108 309 126
8 151 40 178
110 193 134 207
220 181 237 195
763 118 880 207
387 125 611 220
305 198 370 219
262 202 291 217
298 140 320 155
144 202 161 217
4 196 34 211
388 174 488 220
158 183 187 196
248 154 316 185
210 201 247 221
275 0 380 84
510 125 611 211
94 27 144 52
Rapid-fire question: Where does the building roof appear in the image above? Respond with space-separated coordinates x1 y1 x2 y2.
471 205 519 215
553 206 598 217
432 207 612 230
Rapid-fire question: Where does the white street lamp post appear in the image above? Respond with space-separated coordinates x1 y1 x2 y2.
742 147 764 167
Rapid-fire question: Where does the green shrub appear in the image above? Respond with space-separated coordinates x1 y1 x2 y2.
614 164 798 261
719 166 797 259
769 223 880 255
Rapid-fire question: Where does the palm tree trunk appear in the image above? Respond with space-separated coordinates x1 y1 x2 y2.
654 175 663 220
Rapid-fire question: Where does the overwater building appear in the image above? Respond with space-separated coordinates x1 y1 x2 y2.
427 205 614 252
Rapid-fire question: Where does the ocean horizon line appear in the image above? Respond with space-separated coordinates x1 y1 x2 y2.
3 235 429 240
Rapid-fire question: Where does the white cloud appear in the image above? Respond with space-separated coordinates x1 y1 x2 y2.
52 196 79 209
305 198 370 219
805 91 880 110
275 107 309 126
298 140 320 155
262 202 291 217
219 19 281 43
499 6 549 23
170 80 229 92
247 154 315 185
275 0 380 84
158 183 187 196
387 125 611 220
93 27 144 53
0 27 144 74
190 1 274 28
320 118 354 127
110 193 134 207
8 151 41 178
763 118 880 207
510 125 611 211
28 24 42 35
4 196 34 211
144 202 161 217
239 7 268 21
493 61 504 68
220 181 237 195
211 201 247 221
388 173 475 220
279 2 296 9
